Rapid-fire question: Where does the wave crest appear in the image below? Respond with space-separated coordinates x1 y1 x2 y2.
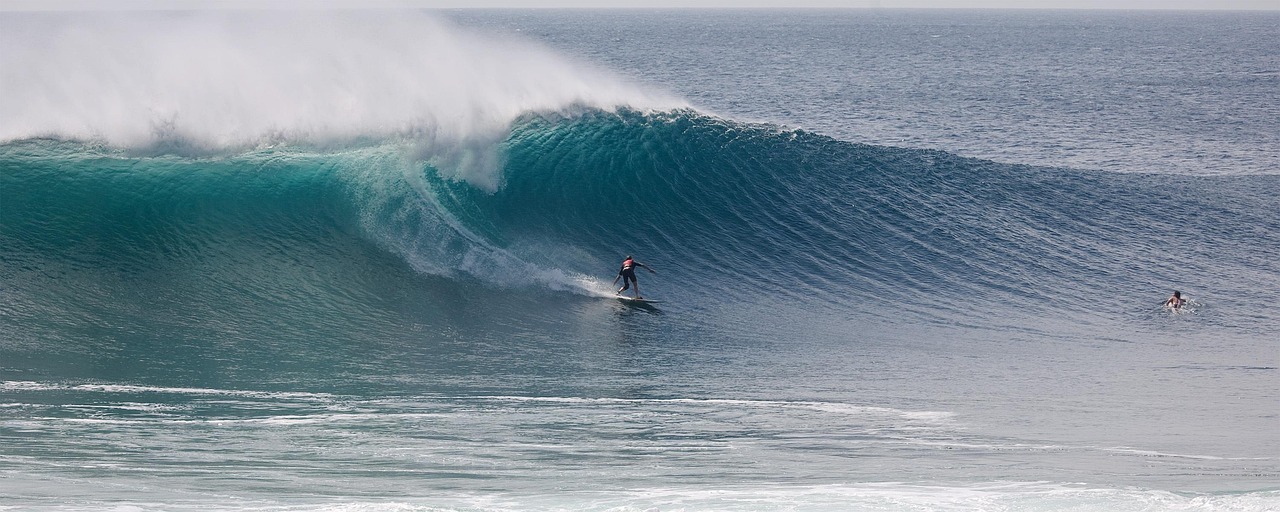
0 10 685 190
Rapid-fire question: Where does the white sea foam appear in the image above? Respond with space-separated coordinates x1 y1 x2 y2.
0 10 684 189
0 380 333 401
7 484 1272 512
449 395 954 423
1104 446 1272 461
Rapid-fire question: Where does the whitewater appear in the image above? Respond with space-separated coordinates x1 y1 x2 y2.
2 8 1278 512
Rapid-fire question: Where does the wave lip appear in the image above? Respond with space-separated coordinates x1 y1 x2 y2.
0 10 685 189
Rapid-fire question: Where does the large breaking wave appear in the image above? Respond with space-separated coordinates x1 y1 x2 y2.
2 10 1278 351
4 108 1278 329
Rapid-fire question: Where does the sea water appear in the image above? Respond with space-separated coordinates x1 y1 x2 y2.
1 8 1277 511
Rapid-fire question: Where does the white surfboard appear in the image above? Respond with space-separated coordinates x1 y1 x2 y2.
616 296 662 305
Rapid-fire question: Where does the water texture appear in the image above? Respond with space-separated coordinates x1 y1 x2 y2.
2 8 1277 511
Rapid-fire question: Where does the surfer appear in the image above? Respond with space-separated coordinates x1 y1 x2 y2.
613 255 655 299
1164 290 1185 310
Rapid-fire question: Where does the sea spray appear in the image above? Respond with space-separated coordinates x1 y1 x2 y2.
0 10 684 190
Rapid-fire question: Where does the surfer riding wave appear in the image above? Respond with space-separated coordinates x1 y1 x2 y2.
613 255 656 299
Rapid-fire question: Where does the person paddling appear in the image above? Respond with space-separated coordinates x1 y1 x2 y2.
1164 290 1186 310
613 255 655 299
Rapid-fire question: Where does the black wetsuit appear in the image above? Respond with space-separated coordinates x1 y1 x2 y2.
618 260 638 291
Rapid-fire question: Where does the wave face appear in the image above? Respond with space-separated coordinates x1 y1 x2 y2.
479 110 1280 323
5 109 1279 351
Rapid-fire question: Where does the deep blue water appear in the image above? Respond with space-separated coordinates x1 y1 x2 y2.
1 9 1278 511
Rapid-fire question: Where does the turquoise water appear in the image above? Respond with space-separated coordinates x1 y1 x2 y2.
2 9 1278 511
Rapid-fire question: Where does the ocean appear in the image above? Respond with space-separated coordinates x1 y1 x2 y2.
1 8 1278 511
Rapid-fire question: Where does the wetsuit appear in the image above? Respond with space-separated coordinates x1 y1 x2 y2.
618 259 638 292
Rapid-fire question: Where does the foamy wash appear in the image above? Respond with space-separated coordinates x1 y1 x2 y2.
1 11 683 187
2 8 1278 512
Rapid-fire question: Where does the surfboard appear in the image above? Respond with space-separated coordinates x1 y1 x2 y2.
616 296 662 305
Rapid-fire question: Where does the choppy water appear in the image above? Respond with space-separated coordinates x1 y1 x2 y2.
2 8 1277 511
